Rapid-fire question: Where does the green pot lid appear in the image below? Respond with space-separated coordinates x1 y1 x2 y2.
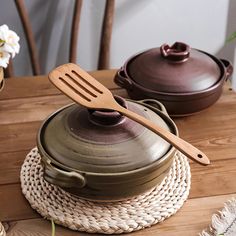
38 98 176 173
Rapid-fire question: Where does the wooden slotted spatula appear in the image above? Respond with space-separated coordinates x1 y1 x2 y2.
49 63 210 166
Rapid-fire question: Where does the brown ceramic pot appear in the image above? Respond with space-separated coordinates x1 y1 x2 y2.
37 97 178 201
114 42 233 116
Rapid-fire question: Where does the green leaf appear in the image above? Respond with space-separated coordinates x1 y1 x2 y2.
226 31 236 43
0 39 5 47
51 219 55 236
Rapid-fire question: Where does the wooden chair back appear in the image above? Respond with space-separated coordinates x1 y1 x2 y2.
5 0 115 77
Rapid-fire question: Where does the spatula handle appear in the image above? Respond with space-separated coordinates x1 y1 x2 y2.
117 106 210 165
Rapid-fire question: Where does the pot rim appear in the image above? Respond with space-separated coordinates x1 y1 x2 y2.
37 100 178 177
121 48 226 97
127 78 224 101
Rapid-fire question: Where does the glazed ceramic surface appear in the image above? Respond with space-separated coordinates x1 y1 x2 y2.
114 42 233 116
38 98 178 201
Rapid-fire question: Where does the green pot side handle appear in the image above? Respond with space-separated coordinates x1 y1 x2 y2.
136 99 169 117
43 159 86 189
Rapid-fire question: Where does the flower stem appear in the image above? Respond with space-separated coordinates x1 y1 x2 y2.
51 219 55 236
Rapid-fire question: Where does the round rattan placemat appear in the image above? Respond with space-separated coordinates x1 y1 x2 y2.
0 222 6 236
20 147 191 234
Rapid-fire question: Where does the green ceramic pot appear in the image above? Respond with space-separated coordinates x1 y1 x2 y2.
37 97 178 201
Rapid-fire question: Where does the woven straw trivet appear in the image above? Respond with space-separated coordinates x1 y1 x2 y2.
20 147 191 234
0 222 6 236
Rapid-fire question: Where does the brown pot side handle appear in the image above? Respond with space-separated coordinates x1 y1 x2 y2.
114 68 133 89
43 159 86 189
220 59 233 81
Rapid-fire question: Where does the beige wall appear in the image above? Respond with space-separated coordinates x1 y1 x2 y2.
1 0 236 89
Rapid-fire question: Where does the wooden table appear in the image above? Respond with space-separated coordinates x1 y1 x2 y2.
0 70 236 235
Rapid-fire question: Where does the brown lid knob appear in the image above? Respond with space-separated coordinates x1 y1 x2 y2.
160 42 190 62
88 96 127 126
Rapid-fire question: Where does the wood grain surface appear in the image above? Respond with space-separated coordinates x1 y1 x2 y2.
0 70 236 235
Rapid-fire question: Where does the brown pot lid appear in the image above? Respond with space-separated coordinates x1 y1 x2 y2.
39 98 175 174
127 42 221 93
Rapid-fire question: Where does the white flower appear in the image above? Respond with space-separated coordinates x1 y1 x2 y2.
0 49 10 68
0 24 20 58
0 24 20 69
0 25 9 42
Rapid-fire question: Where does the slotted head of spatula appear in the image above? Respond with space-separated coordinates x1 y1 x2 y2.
49 63 117 110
